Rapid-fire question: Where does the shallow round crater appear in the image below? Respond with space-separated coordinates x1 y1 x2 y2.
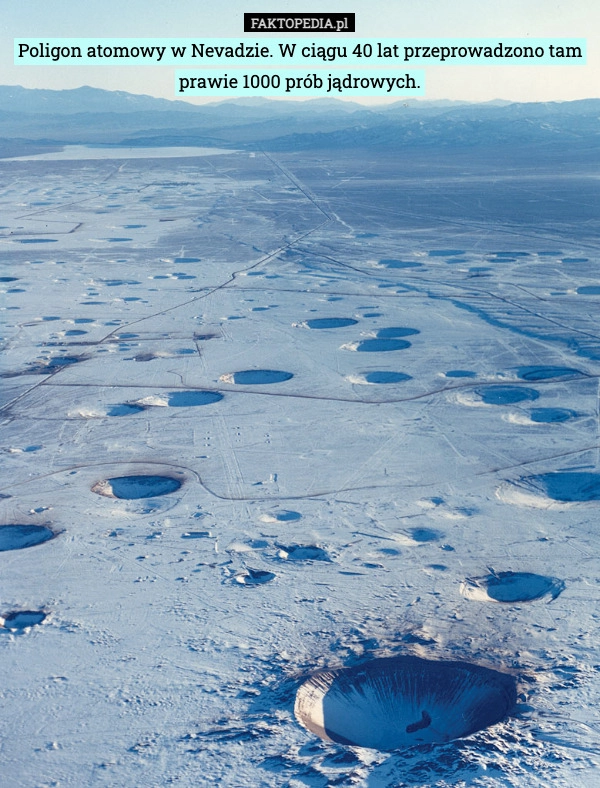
260 510 302 523
428 249 465 257
517 471 600 503
167 390 224 407
2 610 47 629
0 525 56 552
295 655 516 751
91 475 182 500
445 369 476 378
577 286 600 295
278 544 330 562
346 339 411 353
305 317 358 329
101 278 139 286
132 351 172 362
220 369 293 385
18 238 58 244
529 407 577 424
475 385 539 405
408 527 443 543
362 371 412 384
106 403 146 417
376 327 420 338
379 259 422 269
28 356 83 375
460 571 564 603
234 567 276 586
516 365 582 381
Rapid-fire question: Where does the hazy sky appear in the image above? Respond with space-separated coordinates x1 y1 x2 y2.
3 0 597 103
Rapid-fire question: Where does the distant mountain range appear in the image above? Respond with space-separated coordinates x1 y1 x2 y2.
0 84 598 156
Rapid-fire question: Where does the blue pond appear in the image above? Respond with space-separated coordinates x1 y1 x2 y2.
167 391 224 407
362 371 411 384
305 318 358 329
475 386 539 405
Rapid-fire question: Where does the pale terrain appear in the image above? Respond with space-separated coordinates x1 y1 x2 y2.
1 134 600 786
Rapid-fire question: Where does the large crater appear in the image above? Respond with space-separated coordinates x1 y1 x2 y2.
295 655 516 751
460 571 564 603
474 385 539 406
305 318 358 329
91 475 182 499
517 471 600 503
0 525 57 552
219 369 293 385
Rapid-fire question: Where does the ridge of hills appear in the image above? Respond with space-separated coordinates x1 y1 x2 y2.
0 85 598 156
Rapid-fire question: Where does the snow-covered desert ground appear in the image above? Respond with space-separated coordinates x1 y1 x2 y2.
1 142 600 786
